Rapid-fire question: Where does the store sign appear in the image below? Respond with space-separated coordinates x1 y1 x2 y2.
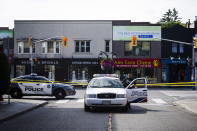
0 30 13 39
113 26 161 41
161 59 187 64
72 61 98 65
113 58 160 68
19 60 59 65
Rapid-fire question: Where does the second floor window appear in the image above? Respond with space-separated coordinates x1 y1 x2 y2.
124 41 150 56
42 41 60 54
75 41 90 53
18 41 34 54
179 44 184 53
105 40 110 52
172 43 177 53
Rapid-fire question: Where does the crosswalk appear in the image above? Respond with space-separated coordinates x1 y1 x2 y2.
54 98 170 105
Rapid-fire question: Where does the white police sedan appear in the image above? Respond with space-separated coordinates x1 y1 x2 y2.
10 74 76 99
84 74 147 112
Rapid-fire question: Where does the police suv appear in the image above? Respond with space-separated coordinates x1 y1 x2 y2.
10 74 76 99
84 74 147 112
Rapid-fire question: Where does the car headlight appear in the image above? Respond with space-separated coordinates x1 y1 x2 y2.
117 94 126 98
87 94 97 98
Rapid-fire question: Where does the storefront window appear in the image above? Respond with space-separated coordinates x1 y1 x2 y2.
44 65 55 80
124 41 150 56
16 65 25 77
69 65 89 81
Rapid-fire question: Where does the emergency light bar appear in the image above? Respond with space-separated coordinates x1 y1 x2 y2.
93 74 119 78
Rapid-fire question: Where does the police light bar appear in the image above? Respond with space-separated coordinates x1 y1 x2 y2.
93 74 119 78
30 73 37 76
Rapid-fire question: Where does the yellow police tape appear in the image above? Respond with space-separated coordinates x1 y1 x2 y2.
10 78 197 87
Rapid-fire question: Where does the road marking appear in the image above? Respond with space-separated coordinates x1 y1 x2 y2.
133 103 172 106
152 98 167 104
77 99 84 103
108 113 112 131
56 100 69 104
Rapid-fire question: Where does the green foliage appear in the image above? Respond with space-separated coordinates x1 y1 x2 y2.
161 21 186 29
159 8 186 29
160 8 181 22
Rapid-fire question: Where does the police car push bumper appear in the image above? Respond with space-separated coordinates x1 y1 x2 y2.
85 98 127 107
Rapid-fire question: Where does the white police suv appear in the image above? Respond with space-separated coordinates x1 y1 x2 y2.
10 74 76 99
84 74 147 112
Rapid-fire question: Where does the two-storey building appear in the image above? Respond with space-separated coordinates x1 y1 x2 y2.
14 20 112 81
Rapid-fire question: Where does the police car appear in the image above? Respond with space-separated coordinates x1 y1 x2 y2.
84 74 147 112
10 74 76 99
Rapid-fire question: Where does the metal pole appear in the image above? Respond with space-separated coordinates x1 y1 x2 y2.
192 45 195 90
7 38 10 104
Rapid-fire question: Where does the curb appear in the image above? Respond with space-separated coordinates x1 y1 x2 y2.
0 101 48 123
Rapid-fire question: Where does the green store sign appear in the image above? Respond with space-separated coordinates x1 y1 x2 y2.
0 30 13 39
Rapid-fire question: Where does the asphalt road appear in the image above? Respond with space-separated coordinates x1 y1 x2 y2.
1 89 197 131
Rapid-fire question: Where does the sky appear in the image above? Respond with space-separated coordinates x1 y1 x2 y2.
1 0 197 29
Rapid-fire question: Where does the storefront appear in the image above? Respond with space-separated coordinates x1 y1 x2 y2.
113 58 161 83
14 59 64 81
14 58 102 82
161 59 191 82
68 59 101 81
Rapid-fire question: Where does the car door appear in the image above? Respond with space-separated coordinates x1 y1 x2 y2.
34 76 52 95
19 76 39 95
126 78 148 103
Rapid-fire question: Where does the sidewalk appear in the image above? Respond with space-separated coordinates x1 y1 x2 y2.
174 99 197 115
0 98 48 122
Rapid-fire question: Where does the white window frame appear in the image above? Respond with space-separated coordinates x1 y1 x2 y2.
17 41 32 54
75 40 90 53
41 41 60 54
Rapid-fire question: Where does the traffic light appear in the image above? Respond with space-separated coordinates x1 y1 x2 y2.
193 37 197 48
28 37 32 47
62 37 68 47
131 35 137 46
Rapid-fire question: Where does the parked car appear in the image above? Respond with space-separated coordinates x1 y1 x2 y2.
84 74 147 112
10 73 76 99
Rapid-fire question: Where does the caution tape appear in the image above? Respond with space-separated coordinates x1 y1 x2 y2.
10 78 197 87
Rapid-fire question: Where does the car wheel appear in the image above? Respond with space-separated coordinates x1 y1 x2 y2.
10 88 22 99
54 89 66 99
84 103 91 112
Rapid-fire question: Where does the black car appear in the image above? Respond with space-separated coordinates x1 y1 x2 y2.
10 74 76 99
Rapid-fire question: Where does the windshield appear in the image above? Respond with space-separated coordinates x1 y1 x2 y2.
88 78 124 88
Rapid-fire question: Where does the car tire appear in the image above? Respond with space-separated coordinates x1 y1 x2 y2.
84 103 91 112
54 89 66 99
10 88 23 99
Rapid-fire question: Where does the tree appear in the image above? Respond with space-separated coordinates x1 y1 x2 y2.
159 8 185 28
160 8 181 22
